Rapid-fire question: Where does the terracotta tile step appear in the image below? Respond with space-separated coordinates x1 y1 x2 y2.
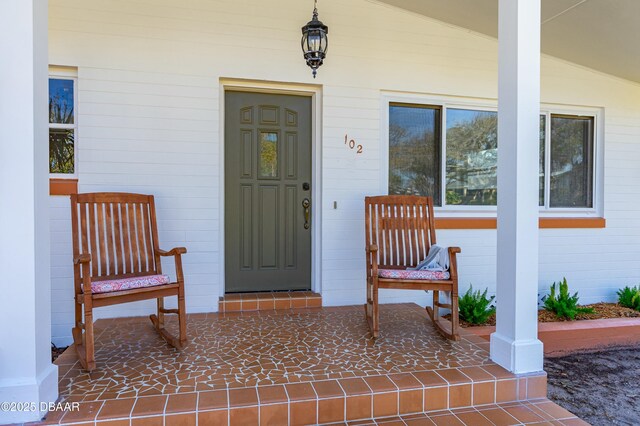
362 399 586 426
45 367 549 425
219 291 322 312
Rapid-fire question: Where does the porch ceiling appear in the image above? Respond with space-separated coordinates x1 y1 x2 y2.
377 0 640 83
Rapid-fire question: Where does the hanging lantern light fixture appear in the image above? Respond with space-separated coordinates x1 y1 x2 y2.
301 0 328 78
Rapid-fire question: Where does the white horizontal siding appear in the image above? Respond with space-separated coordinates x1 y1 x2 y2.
49 0 640 345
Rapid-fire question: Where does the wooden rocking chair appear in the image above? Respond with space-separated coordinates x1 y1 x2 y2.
365 195 461 340
70 192 187 371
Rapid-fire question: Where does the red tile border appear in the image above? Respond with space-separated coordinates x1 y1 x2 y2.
413 371 448 387
363 375 397 392
47 370 563 425
198 390 228 411
131 396 167 417
228 388 258 407
257 384 288 404
436 369 472 385
165 393 197 414
339 378 372 396
389 373 423 390
312 380 345 398
96 398 135 420
284 382 316 401
219 291 322 312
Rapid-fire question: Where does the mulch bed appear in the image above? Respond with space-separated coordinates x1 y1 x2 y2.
51 344 68 362
447 303 640 327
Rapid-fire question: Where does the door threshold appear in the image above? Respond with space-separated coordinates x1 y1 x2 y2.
219 291 321 312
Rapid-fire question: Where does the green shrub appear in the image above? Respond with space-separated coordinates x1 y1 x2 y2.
617 286 640 311
542 278 595 320
459 286 496 325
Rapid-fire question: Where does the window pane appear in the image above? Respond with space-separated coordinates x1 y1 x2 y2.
49 78 74 124
388 105 441 205
49 129 74 174
550 116 594 208
445 109 497 205
540 115 546 206
259 132 278 178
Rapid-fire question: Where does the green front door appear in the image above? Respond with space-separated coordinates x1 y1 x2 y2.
224 91 312 293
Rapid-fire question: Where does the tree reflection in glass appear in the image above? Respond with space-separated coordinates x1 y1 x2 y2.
49 129 74 174
550 116 593 208
445 109 498 206
49 78 75 174
388 105 441 205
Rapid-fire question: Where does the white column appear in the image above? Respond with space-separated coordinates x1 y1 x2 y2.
490 0 544 374
0 0 58 423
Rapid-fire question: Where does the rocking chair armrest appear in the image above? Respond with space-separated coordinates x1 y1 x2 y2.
156 247 187 283
447 247 461 289
74 254 92 265
156 247 187 257
366 245 379 278
73 255 93 295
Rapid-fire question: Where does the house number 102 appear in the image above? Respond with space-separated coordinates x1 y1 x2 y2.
345 134 363 154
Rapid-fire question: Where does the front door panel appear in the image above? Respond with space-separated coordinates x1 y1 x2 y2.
225 91 312 292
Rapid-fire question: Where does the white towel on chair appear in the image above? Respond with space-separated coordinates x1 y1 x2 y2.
411 244 449 272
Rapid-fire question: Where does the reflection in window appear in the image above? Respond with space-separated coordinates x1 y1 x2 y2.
445 109 498 206
388 104 441 205
49 129 75 174
49 79 74 124
259 132 278 178
387 101 596 210
550 116 594 208
49 77 76 174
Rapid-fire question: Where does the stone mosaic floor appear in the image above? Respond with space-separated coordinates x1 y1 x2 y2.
56 303 491 403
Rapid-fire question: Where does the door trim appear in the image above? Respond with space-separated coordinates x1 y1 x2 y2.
219 78 323 299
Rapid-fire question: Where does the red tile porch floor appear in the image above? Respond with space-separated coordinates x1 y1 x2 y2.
32 303 584 425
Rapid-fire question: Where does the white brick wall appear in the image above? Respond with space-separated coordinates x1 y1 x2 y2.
49 0 640 345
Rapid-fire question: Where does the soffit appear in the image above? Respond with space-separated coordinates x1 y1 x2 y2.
377 0 640 83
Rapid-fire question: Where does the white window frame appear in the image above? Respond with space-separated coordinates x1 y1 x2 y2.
538 105 603 217
381 92 604 218
48 67 78 178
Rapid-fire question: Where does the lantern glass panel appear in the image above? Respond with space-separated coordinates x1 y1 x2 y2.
308 31 321 51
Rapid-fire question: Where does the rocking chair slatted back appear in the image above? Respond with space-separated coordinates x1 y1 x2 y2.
71 193 161 286
70 192 188 371
365 195 437 270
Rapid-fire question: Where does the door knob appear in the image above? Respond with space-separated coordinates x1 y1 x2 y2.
302 198 310 229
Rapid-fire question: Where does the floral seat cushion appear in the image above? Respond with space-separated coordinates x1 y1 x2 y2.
378 269 450 280
89 274 171 294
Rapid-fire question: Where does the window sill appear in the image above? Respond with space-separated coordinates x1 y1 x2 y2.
50 178 78 196
435 217 606 229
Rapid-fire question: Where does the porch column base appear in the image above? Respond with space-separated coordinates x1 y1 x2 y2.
0 363 59 423
490 332 544 375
